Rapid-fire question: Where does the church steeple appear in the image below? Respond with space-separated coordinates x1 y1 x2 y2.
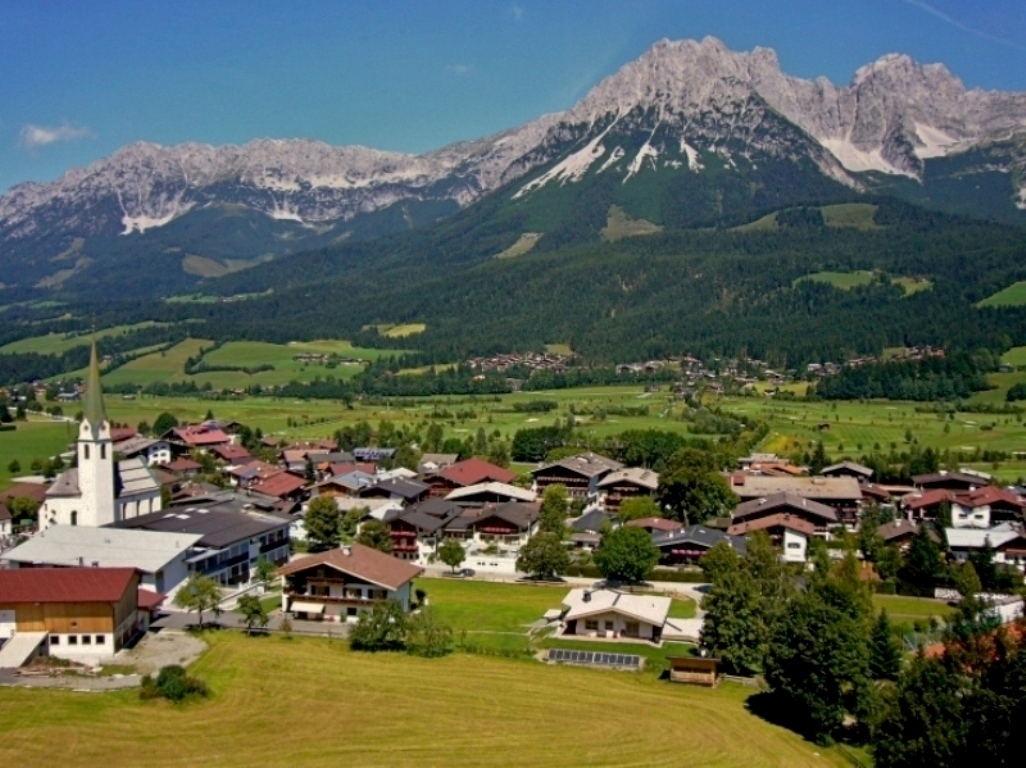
83 339 107 435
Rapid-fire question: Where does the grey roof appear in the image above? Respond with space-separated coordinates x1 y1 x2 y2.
113 436 162 457
598 467 659 491
307 452 355 464
653 525 746 554
115 495 292 549
3 526 201 573
534 452 624 479
115 458 161 499
733 493 838 523
821 461 874 479
360 477 429 501
45 468 81 498
731 475 861 503
446 501 539 532
571 508 613 533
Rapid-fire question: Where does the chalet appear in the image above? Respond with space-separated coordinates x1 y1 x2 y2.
625 517 683 536
0 483 47 538
166 457 203 477
598 467 660 513
653 525 746 566
532 452 624 499
2 526 201 594
165 423 232 453
946 525 1026 573
569 508 614 549
877 519 921 551
444 500 540 552
425 458 517 498
730 475 861 525
731 492 838 535
0 568 147 665
277 544 424 622
728 513 813 562
386 499 464 562
116 493 293 585
951 486 1026 528
250 471 308 502
901 489 954 522
445 481 536 507
359 477 430 505
418 453 460 474
821 461 874 481
226 460 283 489
557 588 671 643
113 435 173 467
912 470 990 492
211 443 255 465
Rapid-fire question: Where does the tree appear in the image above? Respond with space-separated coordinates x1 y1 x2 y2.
869 609 903 681
423 423 444 453
700 560 764 674
254 557 277 587
406 608 454 658
7 459 20 474
617 496 662 522
356 519 394 554
137 420 151 436
657 464 737 524
204 408 215 421
438 538 466 573
173 573 223 628
236 594 269 634
899 528 943 595
340 507 366 543
304 496 342 552
763 580 873 744
954 561 983 599
538 484 570 537
348 601 408 651
153 412 179 436
700 540 742 584
6 496 40 525
29 458 43 473
858 506 885 563
593 526 659 584
516 532 570 580
474 426 488 456
809 441 829 474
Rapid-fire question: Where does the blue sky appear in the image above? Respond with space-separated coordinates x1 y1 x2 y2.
2 0 1026 191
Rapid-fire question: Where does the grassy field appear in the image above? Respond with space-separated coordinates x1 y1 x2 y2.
601 205 664 242
978 280 1026 308
0 419 76 490
1002 346 1026 367
796 270 875 290
819 202 880 229
872 595 954 623
0 322 165 355
102 338 213 388
495 232 542 259
0 631 850 768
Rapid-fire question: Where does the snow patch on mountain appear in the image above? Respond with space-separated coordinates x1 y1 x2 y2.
513 118 620 198
624 139 659 182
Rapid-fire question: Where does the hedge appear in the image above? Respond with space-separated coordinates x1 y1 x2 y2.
562 565 708 583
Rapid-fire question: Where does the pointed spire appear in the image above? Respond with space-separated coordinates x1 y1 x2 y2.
83 339 107 433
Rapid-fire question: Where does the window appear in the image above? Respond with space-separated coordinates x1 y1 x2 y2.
604 621 614 631
787 542 801 549
95 635 105 645
347 607 358 617
83 444 90 460
70 511 78 526
101 444 107 460
50 636 60 646
584 620 599 631
68 635 78 645
82 635 92 645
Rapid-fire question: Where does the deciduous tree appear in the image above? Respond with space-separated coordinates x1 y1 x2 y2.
593 526 659 584
173 573 223 628
304 496 342 552
438 538 466 573
356 519 394 554
516 532 569 580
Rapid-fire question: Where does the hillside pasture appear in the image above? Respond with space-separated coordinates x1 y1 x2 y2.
795 270 875 290
819 202 880 229
978 280 1026 308
101 338 213 388
0 631 850 768
0 322 165 355
0 419 76 490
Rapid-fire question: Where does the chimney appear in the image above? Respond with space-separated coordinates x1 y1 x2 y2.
342 545 352 556
582 590 591 603
78 556 84 566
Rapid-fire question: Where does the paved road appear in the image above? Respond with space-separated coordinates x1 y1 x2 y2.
152 609 349 638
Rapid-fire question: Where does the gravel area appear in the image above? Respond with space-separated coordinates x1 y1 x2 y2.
114 630 207 674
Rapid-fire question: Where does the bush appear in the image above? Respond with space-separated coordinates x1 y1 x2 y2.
562 564 707 583
140 665 208 702
406 608 453 658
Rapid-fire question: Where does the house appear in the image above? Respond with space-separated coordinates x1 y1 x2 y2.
728 514 813 563
901 489 955 522
211 443 255 465
731 492 838 534
250 471 308 502
359 477 430 505
598 468 660 513
165 423 232 453
116 492 293 585
444 501 540 552
0 567 148 665
113 435 172 467
532 452 624 499
0 483 48 539
821 461 874 481
166 457 203 477
227 460 284 489
2 525 202 595
418 453 460 474
568 507 614 550
277 544 424 622
729 475 861 525
950 486 1026 528
316 470 377 497
386 499 464 562
37 343 164 531
877 519 921 551
352 447 396 463
557 588 671 643
946 525 1026 573
912 470 990 492
625 517 683 536
425 458 517 498
653 525 746 566
445 481 536 507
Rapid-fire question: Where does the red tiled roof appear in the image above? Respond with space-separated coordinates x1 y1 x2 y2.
327 462 377 478
212 444 252 462
438 458 517 487
728 513 816 536
954 486 1026 509
252 472 307 498
110 427 138 443
277 544 423 591
902 489 954 511
137 588 166 611
173 425 230 446
0 482 49 504
0 567 138 604
167 458 202 472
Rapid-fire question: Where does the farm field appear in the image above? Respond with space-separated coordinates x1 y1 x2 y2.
0 322 165 355
0 418 76 490
978 280 1026 308
797 270 875 290
1002 346 1026 367
0 631 850 768
872 595 955 623
102 338 213 388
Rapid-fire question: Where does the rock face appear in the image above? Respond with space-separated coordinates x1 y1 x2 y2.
2 36 1026 263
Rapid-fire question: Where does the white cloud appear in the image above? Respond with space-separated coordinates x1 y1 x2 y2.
446 64 473 75
19 123 92 148
899 0 1026 51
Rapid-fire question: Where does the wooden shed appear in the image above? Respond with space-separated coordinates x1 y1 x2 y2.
667 655 720 687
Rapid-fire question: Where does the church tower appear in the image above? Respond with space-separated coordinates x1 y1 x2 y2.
75 340 116 527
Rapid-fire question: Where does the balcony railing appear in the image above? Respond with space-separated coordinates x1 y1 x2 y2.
287 591 389 607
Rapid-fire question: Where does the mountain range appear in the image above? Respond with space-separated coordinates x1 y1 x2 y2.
2 36 1026 301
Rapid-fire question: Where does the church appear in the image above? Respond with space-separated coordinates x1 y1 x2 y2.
38 342 163 530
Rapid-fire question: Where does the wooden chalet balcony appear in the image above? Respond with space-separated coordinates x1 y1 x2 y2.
287 590 388 607
392 542 419 553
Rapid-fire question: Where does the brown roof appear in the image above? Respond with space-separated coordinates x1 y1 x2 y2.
0 482 49 504
167 458 202 472
438 458 517 487
277 545 423 590
728 513 816 537
877 519 919 542
733 493 838 523
625 517 683 533
137 588 166 611
172 425 231 446
251 472 307 499
0 567 138 604
730 475 861 503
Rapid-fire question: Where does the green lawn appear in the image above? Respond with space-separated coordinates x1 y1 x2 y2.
102 338 213 387
1002 346 1026 367
0 631 850 767
796 270 876 290
872 595 955 622
0 419 76 490
978 280 1026 308
0 322 165 355
819 203 880 229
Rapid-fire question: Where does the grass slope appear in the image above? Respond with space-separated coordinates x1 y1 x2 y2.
0 419 75 490
978 280 1026 308
0 632 848 768
0 322 164 355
